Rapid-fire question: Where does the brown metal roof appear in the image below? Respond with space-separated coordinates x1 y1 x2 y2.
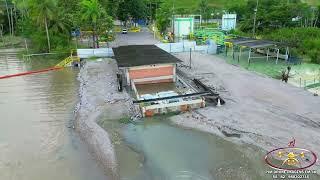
113 45 182 67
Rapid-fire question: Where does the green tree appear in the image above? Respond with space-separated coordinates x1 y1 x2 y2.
156 1 172 34
128 0 147 25
116 0 147 26
198 0 210 22
29 0 57 52
117 0 130 25
303 39 320 64
80 0 102 48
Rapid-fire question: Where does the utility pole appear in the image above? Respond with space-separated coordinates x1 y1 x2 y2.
252 0 259 37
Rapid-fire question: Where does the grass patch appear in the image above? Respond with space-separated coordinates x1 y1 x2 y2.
0 35 25 48
221 52 320 79
118 117 132 124
224 51 288 78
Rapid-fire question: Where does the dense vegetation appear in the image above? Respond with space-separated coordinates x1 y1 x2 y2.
1 0 320 63
154 0 320 63
228 0 320 63
0 0 116 52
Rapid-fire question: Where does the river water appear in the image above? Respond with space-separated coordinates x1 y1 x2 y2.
0 52 107 180
99 113 271 180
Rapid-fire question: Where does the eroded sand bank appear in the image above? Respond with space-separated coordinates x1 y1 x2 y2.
75 59 133 179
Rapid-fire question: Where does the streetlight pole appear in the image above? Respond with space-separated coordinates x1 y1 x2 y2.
252 0 259 37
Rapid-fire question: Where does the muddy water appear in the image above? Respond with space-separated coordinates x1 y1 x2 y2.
99 114 270 180
0 53 107 180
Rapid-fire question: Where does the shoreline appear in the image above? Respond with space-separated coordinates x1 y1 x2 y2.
73 52 320 178
74 58 133 180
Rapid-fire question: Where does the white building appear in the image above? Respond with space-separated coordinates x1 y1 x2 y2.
173 17 194 37
222 14 237 31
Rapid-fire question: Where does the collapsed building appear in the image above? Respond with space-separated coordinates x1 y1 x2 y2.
113 45 210 117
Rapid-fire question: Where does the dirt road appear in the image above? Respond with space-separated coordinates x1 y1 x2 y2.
171 52 320 170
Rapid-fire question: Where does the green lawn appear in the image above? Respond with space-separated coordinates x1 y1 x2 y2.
220 50 320 91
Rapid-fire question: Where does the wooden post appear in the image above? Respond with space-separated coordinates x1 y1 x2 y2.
232 45 235 60
266 48 269 61
225 43 228 56
24 39 28 54
248 48 251 65
238 46 242 63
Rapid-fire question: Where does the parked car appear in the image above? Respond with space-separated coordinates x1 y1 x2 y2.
122 29 128 34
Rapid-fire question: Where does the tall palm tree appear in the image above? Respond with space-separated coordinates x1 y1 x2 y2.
30 0 57 52
4 0 12 36
81 0 102 48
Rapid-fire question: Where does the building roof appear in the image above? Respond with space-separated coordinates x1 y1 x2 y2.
225 37 279 48
113 45 182 67
239 40 277 48
225 37 257 45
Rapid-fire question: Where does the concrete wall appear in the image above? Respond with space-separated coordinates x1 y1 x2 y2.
77 40 217 59
77 48 114 58
155 40 217 54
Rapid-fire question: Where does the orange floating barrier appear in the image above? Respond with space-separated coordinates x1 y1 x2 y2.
0 67 63 79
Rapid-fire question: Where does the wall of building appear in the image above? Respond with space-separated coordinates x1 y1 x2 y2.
126 64 175 85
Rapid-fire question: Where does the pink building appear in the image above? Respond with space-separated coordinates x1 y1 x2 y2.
113 45 205 117
113 45 181 86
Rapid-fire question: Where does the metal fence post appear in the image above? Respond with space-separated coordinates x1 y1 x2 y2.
189 48 192 69
300 78 302 88
183 40 185 52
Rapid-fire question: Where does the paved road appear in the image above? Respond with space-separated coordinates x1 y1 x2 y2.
110 27 159 47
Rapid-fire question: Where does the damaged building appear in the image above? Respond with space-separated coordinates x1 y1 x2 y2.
113 45 208 117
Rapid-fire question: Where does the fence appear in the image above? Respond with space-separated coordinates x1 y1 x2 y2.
77 48 114 58
155 40 217 54
76 40 217 59
291 75 320 94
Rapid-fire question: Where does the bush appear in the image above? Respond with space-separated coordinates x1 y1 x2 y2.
303 39 320 64
264 28 320 64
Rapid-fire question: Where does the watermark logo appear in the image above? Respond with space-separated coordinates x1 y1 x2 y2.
264 138 317 170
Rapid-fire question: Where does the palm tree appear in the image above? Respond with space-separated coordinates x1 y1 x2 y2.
30 0 57 52
81 0 102 48
4 0 12 36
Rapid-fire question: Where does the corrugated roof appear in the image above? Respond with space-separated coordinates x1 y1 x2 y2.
239 40 277 48
225 37 257 45
225 37 278 48
113 45 182 67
